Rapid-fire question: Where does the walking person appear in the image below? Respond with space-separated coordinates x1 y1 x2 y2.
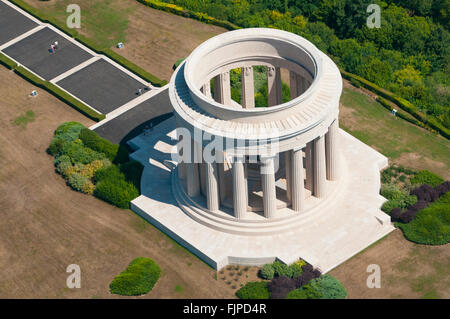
53 41 59 50
50 44 55 54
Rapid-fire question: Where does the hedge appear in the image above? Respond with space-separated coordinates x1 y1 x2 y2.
376 96 422 127
0 52 17 69
136 0 240 31
341 69 450 139
94 177 139 209
397 192 450 245
7 0 167 87
110 257 161 296
235 281 270 299
79 128 129 164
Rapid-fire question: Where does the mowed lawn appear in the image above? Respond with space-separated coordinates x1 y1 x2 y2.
22 0 226 81
0 67 232 298
334 85 450 299
339 86 450 179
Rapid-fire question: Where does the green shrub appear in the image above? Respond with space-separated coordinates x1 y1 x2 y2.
287 262 304 279
259 264 275 280
110 257 161 296
350 77 361 88
404 195 418 207
381 184 404 201
94 165 124 183
272 261 289 277
410 170 444 187
235 281 270 299
308 274 347 299
67 173 90 192
94 177 139 209
55 122 85 141
286 284 322 299
120 160 144 188
56 159 73 177
381 199 402 213
79 128 128 163
398 192 450 245
54 154 71 167
61 140 106 164
47 138 66 156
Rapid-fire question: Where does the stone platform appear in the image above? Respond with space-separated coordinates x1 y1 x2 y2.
129 117 394 272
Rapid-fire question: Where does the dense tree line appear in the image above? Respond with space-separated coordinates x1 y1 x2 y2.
160 0 449 129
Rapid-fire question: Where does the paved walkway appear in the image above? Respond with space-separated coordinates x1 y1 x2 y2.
0 0 169 125
128 117 395 272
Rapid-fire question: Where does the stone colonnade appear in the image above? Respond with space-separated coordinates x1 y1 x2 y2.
183 66 340 219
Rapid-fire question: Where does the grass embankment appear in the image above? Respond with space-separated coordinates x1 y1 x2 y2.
339 88 450 179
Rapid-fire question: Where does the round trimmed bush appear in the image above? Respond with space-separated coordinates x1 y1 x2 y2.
110 257 161 296
235 281 270 299
259 263 275 280
94 178 139 209
308 274 347 299
54 122 85 142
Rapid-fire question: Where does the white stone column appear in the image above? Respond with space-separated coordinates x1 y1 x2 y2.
201 81 212 99
301 79 310 93
178 162 186 179
289 71 308 99
291 147 305 212
313 135 327 198
267 66 282 106
205 162 220 212
186 139 201 197
326 119 339 181
199 161 206 196
305 141 314 192
176 138 186 179
261 155 277 219
241 66 255 108
232 155 247 219
216 152 226 203
285 150 292 202
213 71 232 106
186 162 200 197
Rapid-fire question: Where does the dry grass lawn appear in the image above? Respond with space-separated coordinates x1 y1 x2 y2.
329 230 450 299
0 67 234 298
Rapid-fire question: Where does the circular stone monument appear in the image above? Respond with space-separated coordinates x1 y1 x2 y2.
169 28 343 235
